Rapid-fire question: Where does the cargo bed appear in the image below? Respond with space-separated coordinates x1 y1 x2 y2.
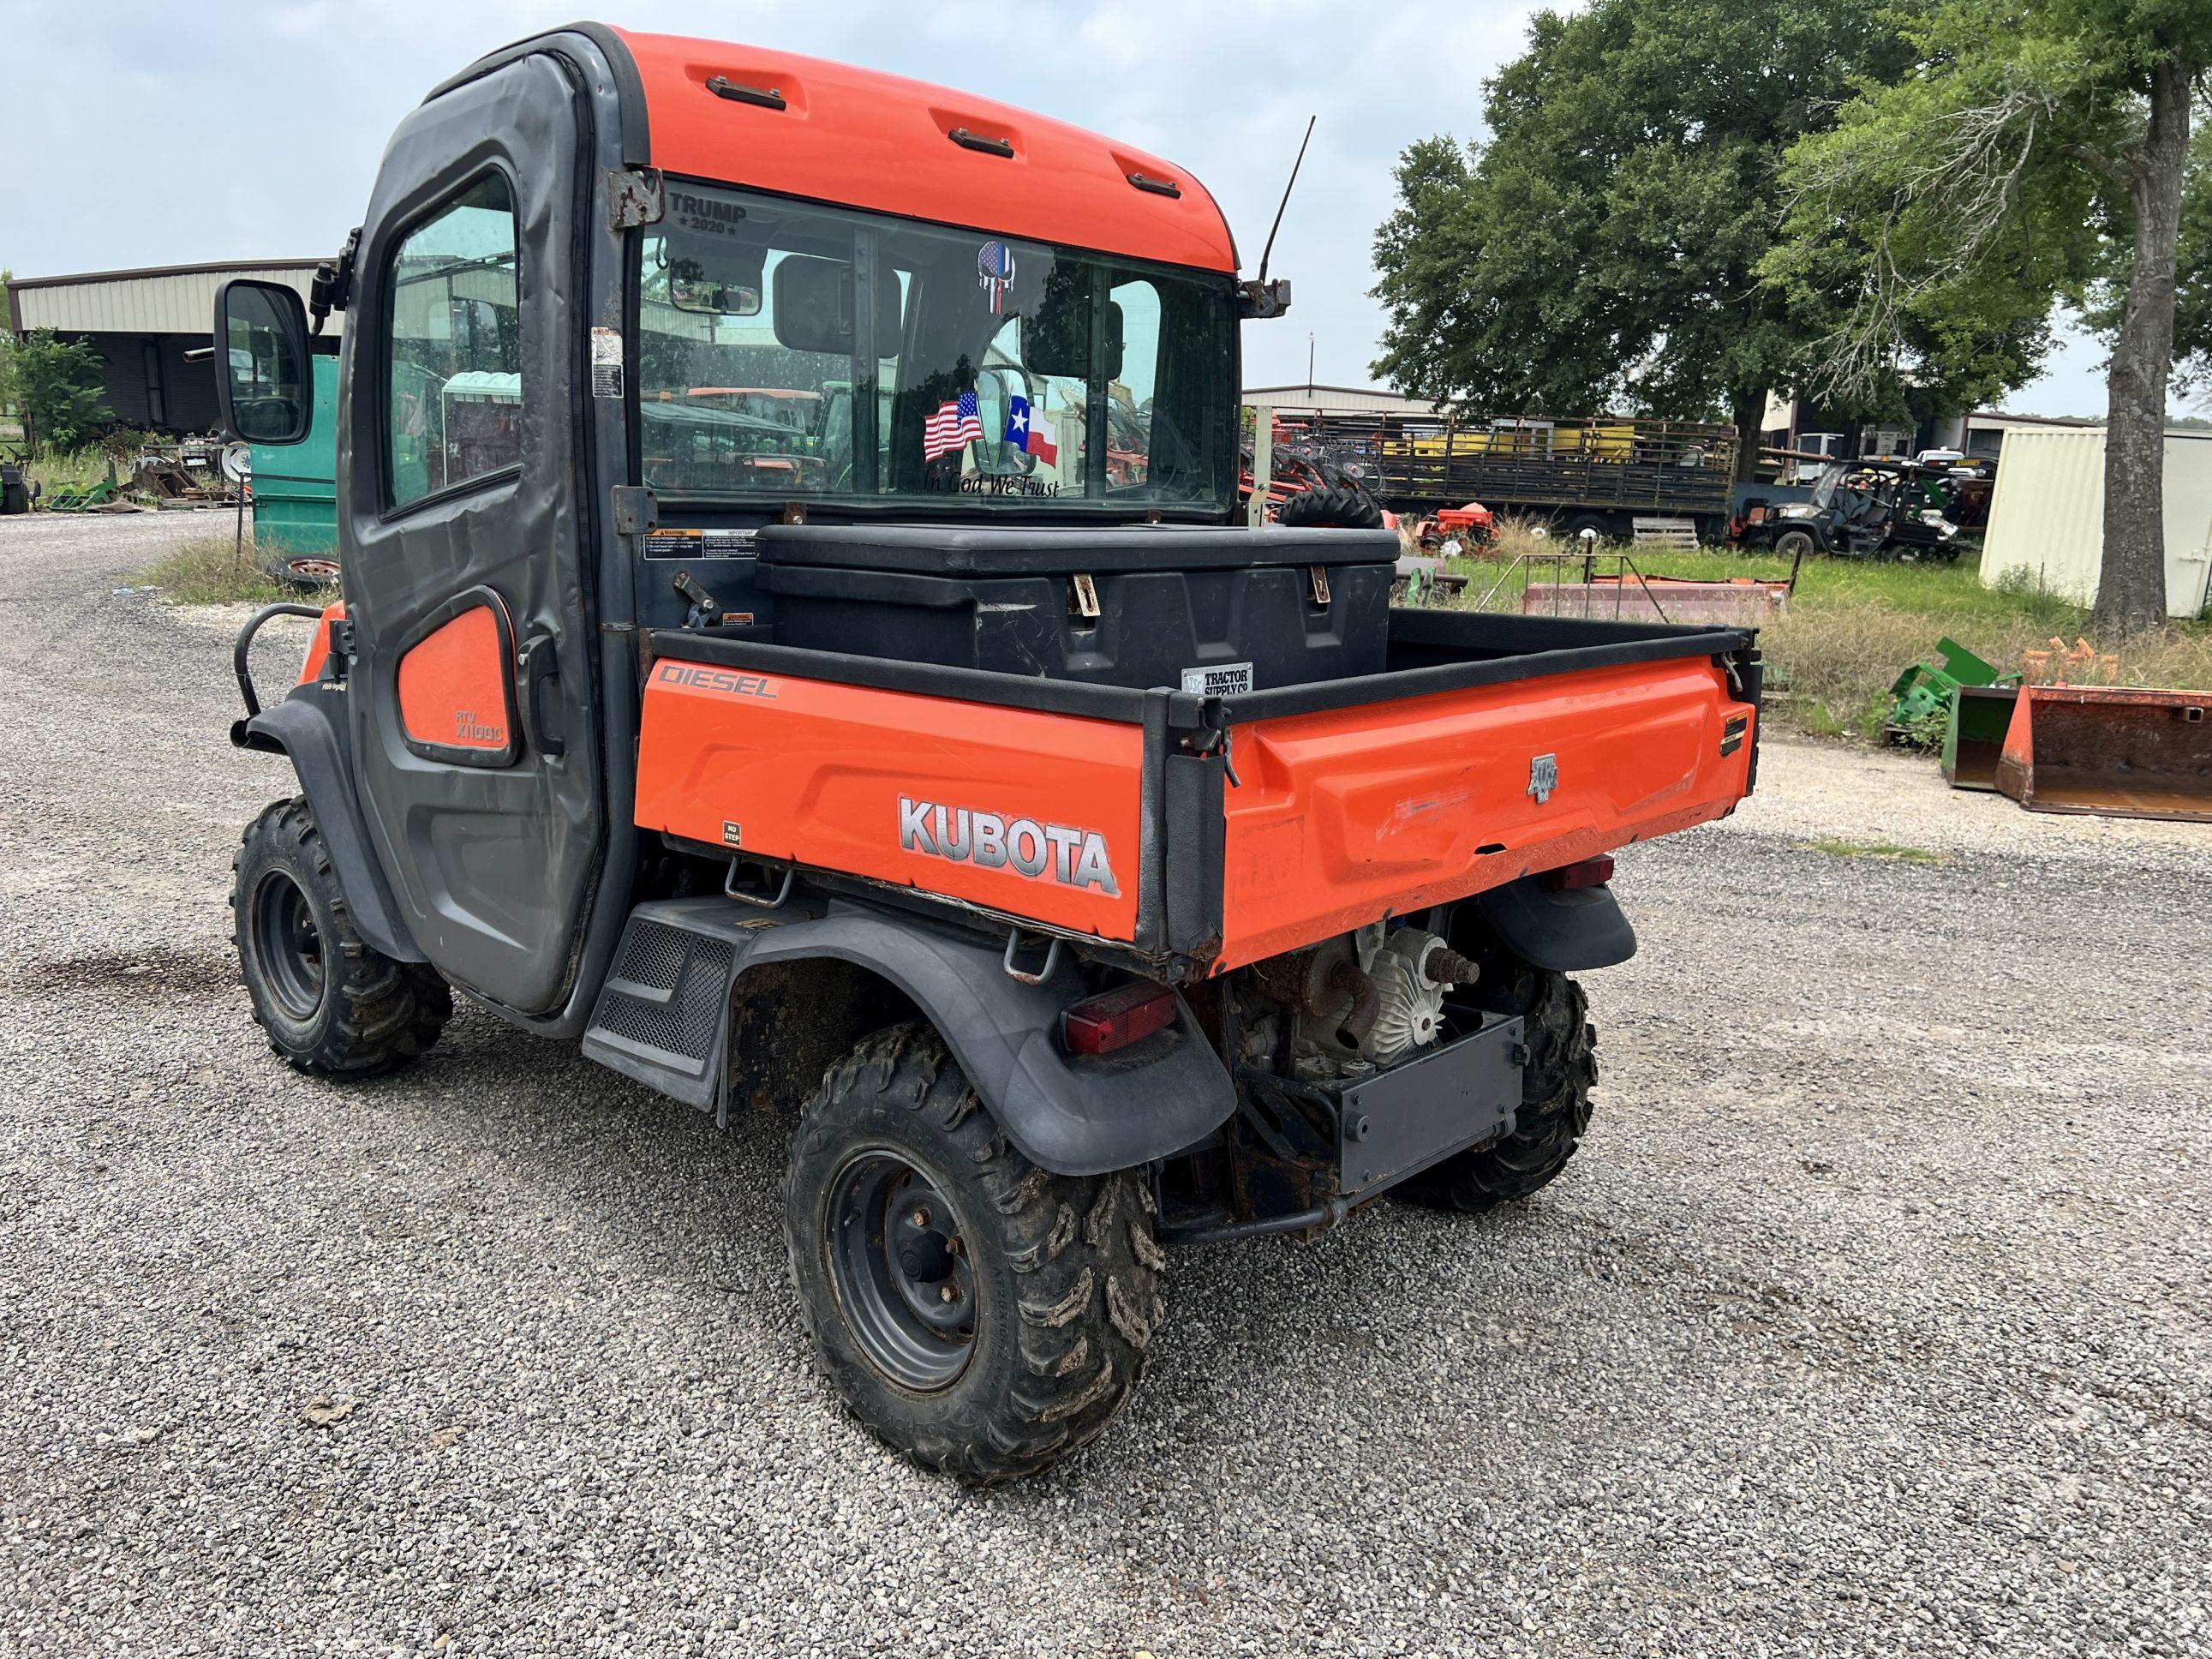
634 608 1761 978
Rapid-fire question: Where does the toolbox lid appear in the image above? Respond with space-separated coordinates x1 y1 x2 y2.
754 523 1400 576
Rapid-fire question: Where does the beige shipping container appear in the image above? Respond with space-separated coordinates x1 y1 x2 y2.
1978 425 2212 619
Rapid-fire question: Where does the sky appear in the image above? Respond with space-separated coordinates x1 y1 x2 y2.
0 0 2118 417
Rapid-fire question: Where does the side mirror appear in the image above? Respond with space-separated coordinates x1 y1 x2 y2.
1028 285 1126 383
214 279 313 446
771 255 900 356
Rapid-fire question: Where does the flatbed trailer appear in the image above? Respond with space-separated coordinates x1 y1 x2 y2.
1262 409 1740 540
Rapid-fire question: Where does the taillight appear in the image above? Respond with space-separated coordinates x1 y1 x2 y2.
1539 854 1615 891
1062 982 1177 1055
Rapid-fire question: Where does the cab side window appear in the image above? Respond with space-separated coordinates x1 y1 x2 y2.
386 174 522 507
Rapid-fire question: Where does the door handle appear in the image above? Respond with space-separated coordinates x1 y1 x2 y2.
517 633 566 759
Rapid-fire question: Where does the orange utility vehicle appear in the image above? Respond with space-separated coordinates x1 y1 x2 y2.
218 24 1762 1482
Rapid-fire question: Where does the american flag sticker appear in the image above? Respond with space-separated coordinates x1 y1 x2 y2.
924 392 984 462
977 241 1015 314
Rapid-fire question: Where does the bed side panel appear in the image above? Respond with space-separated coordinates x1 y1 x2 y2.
636 657 1146 942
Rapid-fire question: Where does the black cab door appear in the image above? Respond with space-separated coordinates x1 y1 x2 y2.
338 54 605 1017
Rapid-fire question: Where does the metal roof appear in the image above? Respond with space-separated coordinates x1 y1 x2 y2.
7 261 339 338
1243 384 1445 415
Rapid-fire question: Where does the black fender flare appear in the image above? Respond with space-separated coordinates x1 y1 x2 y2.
1472 875 1635 972
738 906 1236 1177
236 685 425 963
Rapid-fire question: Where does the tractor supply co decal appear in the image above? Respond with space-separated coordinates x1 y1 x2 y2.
1181 662 1253 698
643 527 758 560
977 241 1015 314
652 661 779 700
899 795 1119 897
590 326 623 399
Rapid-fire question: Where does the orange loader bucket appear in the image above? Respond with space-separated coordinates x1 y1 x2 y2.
1994 685 2212 821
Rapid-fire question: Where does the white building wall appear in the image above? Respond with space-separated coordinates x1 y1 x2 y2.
1979 426 2212 619
12 266 339 337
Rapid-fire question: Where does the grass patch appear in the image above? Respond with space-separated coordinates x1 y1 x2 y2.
1432 539 2212 738
136 532 327 607
1794 839 1949 863
22 447 117 500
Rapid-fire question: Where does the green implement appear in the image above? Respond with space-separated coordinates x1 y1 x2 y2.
1888 638 2020 769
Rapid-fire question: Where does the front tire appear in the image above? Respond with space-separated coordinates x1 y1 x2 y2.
231 797 450 1076
782 1023 1164 1484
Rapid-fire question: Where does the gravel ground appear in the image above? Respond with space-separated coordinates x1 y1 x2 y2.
1 512 2207 1658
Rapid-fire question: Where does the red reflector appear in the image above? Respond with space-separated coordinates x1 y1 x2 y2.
1539 854 1615 891
1062 982 1177 1055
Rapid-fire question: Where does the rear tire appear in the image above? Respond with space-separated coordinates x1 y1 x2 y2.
231 798 450 1076
1396 931 1598 1213
782 1022 1163 1484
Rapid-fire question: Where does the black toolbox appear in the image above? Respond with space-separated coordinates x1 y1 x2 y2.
755 524 1398 693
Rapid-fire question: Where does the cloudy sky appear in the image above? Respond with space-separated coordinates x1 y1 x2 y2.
3 0 2116 416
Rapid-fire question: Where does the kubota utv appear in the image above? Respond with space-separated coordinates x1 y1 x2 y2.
217 25 1762 1482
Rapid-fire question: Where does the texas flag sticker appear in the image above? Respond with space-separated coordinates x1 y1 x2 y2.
1003 394 1058 465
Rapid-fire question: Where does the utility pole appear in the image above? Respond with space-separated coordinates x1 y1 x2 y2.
1306 332 1315 393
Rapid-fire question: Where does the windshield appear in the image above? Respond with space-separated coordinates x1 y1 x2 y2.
637 183 1237 514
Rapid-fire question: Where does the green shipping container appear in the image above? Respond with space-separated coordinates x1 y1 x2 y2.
251 352 339 554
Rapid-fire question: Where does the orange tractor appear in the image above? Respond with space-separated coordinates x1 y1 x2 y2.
218 25 1761 1481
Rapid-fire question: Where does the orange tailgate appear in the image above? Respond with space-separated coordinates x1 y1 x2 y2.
636 658 1147 941
1217 657 1755 970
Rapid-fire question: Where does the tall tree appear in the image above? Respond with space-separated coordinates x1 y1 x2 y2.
1769 0 2212 632
1371 0 1922 479
15 332 111 455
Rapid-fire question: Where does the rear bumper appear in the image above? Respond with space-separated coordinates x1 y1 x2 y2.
1158 1011 1526 1244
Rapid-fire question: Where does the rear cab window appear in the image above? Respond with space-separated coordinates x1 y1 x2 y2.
633 183 1235 516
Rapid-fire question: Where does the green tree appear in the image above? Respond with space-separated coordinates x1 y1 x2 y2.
1769 0 2212 632
1370 0 1922 479
15 331 113 454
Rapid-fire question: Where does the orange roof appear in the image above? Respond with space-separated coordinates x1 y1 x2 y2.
611 28 1239 273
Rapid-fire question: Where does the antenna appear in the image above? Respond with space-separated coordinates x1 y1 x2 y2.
1256 116 1316 286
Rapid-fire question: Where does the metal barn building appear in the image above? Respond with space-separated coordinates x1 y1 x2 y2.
1243 382 1445 418
7 261 337 434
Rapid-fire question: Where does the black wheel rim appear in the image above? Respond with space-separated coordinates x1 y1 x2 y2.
252 870 326 1021
825 1152 977 1391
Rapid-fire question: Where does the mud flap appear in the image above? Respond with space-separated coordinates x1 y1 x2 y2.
1472 874 1635 972
583 895 1237 1176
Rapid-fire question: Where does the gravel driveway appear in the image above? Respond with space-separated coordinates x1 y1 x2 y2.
2 513 2206 1657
